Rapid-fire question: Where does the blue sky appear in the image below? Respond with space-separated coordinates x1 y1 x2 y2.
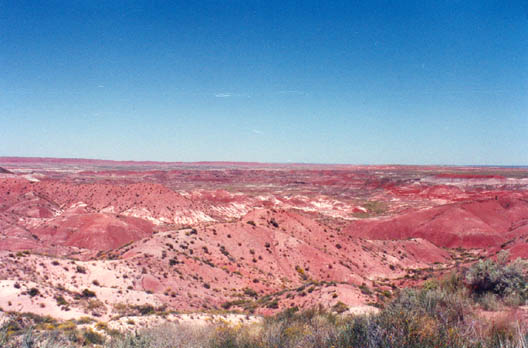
1 1 527 164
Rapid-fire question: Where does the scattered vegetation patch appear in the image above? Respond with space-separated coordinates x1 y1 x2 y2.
81 289 96 298
353 200 388 217
83 328 105 345
2 254 528 348
55 295 68 306
243 287 258 298
359 283 373 295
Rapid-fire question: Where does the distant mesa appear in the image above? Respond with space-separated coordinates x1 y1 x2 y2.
0 166 12 174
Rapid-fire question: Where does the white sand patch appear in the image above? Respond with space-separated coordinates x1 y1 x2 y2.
122 207 167 225
106 313 262 332
346 306 380 316
172 210 215 225
0 280 86 320
210 203 251 218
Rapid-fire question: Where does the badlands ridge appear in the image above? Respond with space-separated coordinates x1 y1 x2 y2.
0 157 527 324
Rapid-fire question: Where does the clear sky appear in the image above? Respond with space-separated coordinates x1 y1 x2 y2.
1 1 527 165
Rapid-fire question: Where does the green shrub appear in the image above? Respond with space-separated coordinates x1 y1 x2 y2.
136 304 155 315
359 283 372 295
55 295 68 306
81 289 96 298
243 288 258 298
464 251 528 303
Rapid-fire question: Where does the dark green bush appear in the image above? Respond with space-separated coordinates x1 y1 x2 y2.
28 288 39 297
81 289 96 298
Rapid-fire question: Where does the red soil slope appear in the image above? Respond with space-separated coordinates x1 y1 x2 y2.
345 197 528 248
33 213 154 250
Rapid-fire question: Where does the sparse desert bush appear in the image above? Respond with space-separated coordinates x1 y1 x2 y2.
0 325 76 348
83 328 105 345
332 301 348 313
57 321 77 331
87 299 105 310
359 283 372 295
269 218 279 228
266 299 279 309
135 304 155 315
76 316 95 325
479 292 502 311
3 261 528 348
106 323 215 348
295 265 308 281
55 295 68 306
95 321 108 331
464 251 528 305
28 288 40 297
81 289 96 298
243 287 258 298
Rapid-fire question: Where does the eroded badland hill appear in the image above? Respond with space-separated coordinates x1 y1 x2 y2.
0 157 527 327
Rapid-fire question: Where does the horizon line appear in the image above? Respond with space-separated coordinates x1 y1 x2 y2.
0 156 526 169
